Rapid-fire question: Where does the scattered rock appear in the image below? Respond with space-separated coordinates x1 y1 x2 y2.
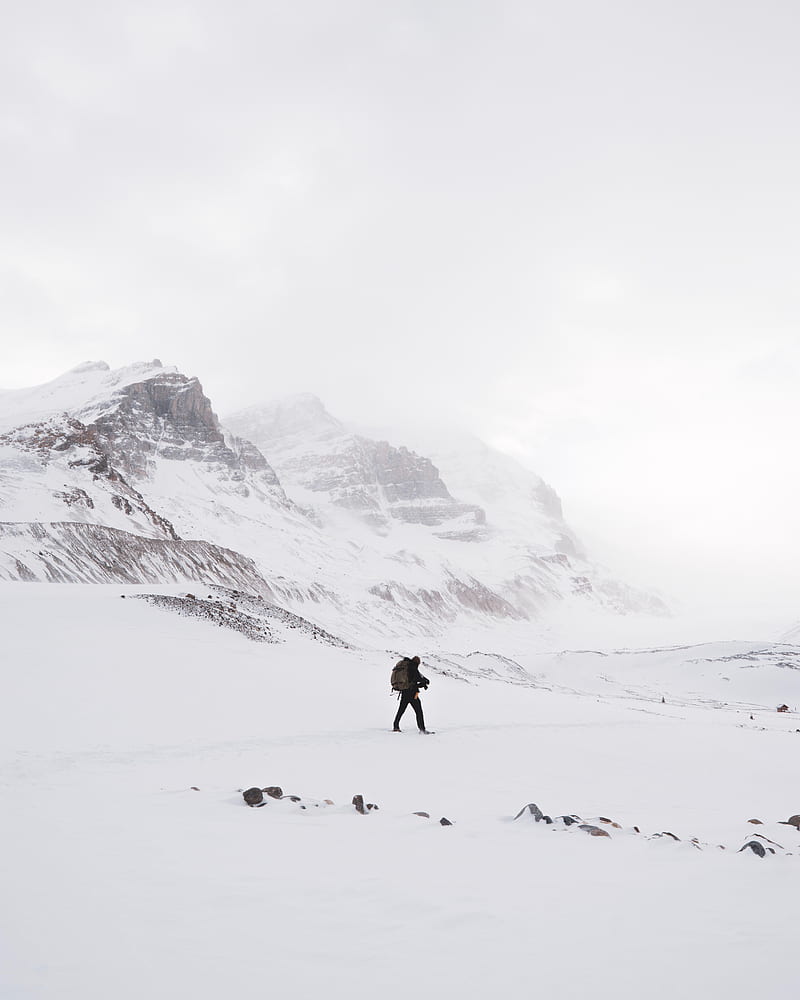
657 831 680 841
262 786 283 799
352 794 366 815
557 815 579 826
190 786 200 791
578 824 610 838
243 787 264 807
283 795 301 803
781 815 800 829
753 833 784 848
747 818 763 824
413 811 430 818
777 704 790 713
514 803 544 822
597 817 622 828
739 841 766 857
440 817 453 826
366 802 379 811
324 799 334 805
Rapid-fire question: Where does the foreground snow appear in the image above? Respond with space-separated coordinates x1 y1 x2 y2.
2 584 799 999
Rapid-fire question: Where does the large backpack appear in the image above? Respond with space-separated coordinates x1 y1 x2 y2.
391 658 412 692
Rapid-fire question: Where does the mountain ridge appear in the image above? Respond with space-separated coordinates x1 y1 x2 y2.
0 360 668 639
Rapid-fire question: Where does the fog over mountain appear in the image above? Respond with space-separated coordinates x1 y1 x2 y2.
2 1 799 622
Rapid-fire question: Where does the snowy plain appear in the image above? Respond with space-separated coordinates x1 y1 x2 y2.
2 583 800 999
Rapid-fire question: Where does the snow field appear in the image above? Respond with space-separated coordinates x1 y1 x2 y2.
2 584 800 998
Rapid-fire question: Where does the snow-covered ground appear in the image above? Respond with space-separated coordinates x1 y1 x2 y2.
2 583 800 999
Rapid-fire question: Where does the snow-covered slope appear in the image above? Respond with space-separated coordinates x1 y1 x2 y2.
2 583 799 1000
0 521 270 590
226 394 667 624
0 362 666 640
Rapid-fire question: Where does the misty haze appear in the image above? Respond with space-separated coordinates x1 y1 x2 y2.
2 3 799 999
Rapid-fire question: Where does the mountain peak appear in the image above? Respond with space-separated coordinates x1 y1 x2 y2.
0 359 175 434
67 360 111 375
225 393 343 446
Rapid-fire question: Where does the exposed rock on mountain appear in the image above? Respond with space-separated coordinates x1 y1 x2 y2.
0 361 667 638
0 521 270 590
225 395 485 534
0 414 179 539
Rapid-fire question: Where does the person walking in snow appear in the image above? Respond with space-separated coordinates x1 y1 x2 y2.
392 655 431 733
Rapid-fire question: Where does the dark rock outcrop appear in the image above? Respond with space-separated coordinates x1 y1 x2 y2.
579 824 611 838
739 841 767 857
514 803 544 822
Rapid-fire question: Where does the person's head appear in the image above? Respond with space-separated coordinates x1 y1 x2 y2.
410 655 420 666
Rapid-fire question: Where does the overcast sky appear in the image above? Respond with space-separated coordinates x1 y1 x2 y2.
1 0 798 620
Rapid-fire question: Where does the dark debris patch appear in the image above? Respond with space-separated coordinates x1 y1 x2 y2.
207 586 352 648
134 594 276 642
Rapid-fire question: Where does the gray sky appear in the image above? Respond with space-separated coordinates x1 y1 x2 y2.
2 0 799 619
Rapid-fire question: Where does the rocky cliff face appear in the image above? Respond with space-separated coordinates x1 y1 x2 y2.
86 370 287 503
0 362 293 543
225 395 485 535
0 361 668 639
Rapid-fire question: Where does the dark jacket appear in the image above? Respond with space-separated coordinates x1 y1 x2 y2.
405 659 429 695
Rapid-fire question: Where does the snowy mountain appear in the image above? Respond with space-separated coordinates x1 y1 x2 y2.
226 393 667 625
0 361 666 639
225 394 485 536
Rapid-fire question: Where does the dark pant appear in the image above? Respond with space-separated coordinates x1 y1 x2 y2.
393 690 426 731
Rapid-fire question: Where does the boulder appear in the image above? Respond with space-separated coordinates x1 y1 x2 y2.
514 803 544 822
578 824 610 838
777 704 790 712
262 786 283 799
782 814 800 829
352 794 366 815
440 817 453 826
739 841 766 857
243 787 264 806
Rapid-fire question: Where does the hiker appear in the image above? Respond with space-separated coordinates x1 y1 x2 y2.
392 655 431 733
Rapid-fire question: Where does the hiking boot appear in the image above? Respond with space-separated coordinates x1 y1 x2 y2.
392 727 401 732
